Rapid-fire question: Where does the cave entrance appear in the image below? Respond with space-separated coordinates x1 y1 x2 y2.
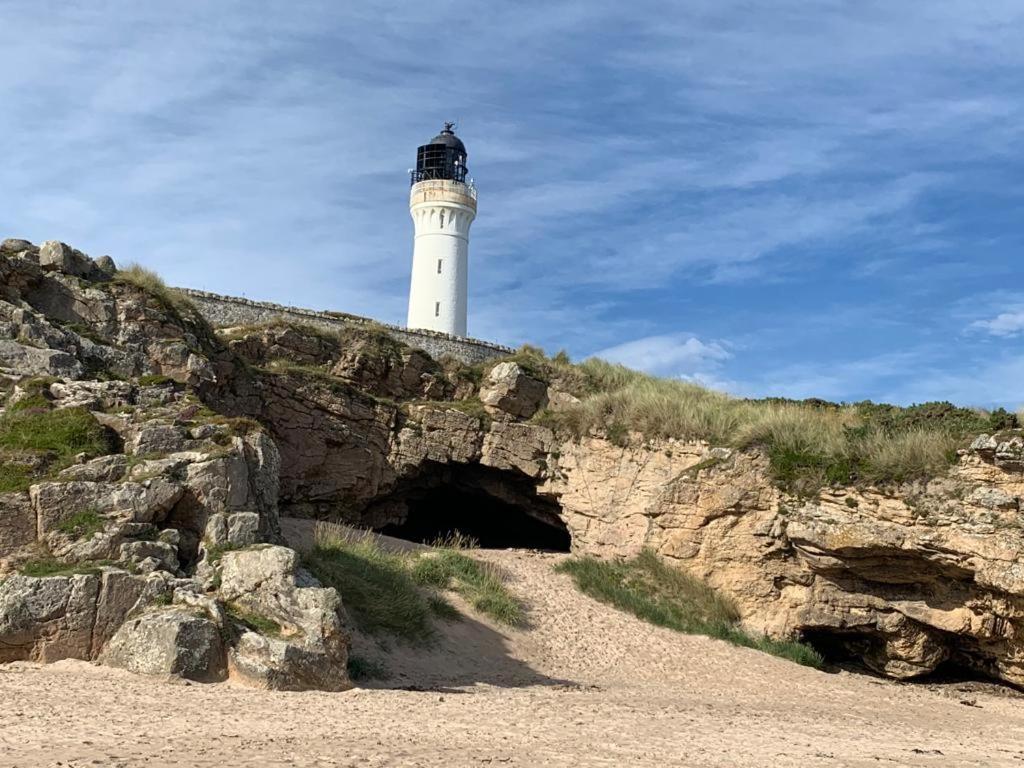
370 463 571 552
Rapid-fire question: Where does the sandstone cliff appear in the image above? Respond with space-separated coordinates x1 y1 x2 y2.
1 237 1022 689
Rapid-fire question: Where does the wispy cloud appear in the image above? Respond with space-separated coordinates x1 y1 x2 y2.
1 1 1022 405
970 307 1024 337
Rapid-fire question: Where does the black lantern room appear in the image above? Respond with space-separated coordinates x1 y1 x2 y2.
411 122 469 185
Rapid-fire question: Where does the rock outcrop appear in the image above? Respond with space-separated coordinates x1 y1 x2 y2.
219 546 349 691
2 236 1024 691
0 241 347 690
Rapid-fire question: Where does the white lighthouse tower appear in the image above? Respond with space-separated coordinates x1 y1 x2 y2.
406 123 477 336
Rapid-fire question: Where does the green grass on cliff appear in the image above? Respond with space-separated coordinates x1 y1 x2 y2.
495 346 1012 494
303 525 524 643
556 550 823 669
0 393 112 491
0 405 111 461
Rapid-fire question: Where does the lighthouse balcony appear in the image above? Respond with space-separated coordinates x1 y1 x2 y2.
410 178 478 210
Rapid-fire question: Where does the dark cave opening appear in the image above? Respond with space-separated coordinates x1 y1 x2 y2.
372 464 571 552
800 629 1018 691
799 629 872 668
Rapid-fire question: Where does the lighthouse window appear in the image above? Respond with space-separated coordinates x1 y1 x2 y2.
437 259 442 274
435 302 440 317
439 211 445 229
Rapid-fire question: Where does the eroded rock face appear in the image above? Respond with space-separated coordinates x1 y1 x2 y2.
0 241 338 689
219 546 349 691
538 435 1024 685
5 236 1024 691
0 569 168 663
101 608 226 682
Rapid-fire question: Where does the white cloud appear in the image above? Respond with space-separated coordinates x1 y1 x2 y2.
593 333 732 379
970 309 1024 337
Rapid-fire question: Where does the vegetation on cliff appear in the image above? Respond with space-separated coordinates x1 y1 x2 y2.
557 550 823 668
304 525 525 644
0 385 113 492
501 346 1014 494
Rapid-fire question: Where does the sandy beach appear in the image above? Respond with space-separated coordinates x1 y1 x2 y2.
2 547 1024 767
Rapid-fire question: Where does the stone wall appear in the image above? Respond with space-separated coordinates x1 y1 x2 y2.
179 289 513 365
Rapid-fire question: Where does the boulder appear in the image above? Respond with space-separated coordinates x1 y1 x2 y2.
101 608 226 682
31 479 184 534
230 630 348 692
49 380 133 411
38 241 104 281
0 568 161 663
0 339 83 379
1 239 35 254
479 362 548 419
128 423 191 456
119 540 180 574
0 573 99 662
219 546 349 691
95 255 118 276
57 455 129 483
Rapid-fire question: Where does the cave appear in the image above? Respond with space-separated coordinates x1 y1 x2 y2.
369 462 571 552
799 629 873 669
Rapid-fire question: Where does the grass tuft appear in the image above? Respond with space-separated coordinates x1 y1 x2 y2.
304 525 526 643
114 263 197 318
410 550 525 627
556 550 822 668
0 463 34 493
19 557 118 578
225 602 285 638
56 509 106 539
0 407 111 460
304 530 438 644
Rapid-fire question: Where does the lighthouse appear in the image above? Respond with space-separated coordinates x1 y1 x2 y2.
406 123 477 336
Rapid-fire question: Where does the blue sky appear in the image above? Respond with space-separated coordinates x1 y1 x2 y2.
2 1 1022 408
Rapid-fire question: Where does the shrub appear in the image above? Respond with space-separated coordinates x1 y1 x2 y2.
557 550 823 669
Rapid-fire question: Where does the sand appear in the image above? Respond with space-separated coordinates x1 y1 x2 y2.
2 535 1024 767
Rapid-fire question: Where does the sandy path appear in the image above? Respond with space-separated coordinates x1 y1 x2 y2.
2 529 1024 767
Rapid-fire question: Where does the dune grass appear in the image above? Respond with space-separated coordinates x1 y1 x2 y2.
496 346 1008 493
114 263 193 311
556 550 823 668
303 532 440 643
303 525 525 644
410 549 525 627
